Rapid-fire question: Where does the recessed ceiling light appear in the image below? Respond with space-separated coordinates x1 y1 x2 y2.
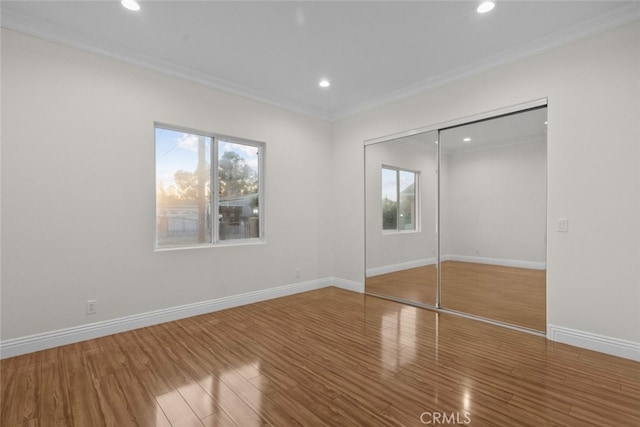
477 1 495 14
121 0 141 12
319 79 330 88
463 137 472 142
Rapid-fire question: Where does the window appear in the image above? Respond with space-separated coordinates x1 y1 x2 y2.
155 125 263 248
381 166 418 231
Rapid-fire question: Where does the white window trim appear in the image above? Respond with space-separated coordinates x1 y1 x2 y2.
154 123 265 250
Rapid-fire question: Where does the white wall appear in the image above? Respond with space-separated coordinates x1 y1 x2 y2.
0 29 333 342
441 140 547 266
332 22 640 353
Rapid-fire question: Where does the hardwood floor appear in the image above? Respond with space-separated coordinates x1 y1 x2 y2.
366 261 546 331
2 287 638 426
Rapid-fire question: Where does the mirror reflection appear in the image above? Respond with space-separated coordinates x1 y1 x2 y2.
365 131 438 305
365 106 547 333
440 108 547 331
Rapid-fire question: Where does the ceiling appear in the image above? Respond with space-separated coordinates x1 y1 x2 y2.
2 1 639 121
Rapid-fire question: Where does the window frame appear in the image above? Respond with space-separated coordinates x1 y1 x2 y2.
155 123 265 250
381 165 420 233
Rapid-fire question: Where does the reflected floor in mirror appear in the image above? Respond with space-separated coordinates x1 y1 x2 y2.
366 261 546 332
366 264 438 306
2 288 638 426
441 261 546 332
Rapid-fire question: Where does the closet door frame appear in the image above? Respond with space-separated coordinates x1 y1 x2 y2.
364 98 548 335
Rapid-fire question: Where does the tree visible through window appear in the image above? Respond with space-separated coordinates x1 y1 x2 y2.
156 126 263 248
382 166 417 231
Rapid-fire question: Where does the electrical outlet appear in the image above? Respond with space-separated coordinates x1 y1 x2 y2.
87 300 97 314
295 268 301 278
558 218 569 232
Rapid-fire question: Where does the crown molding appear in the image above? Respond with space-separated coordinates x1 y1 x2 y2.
329 3 640 121
2 3 638 123
0 7 333 121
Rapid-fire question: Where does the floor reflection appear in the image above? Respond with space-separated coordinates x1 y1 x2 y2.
381 305 418 370
366 261 546 331
367 264 437 305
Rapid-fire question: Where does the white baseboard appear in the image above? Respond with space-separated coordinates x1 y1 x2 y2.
366 255 545 278
331 277 365 293
548 324 640 361
442 254 546 270
366 258 436 277
5 279 637 363
1 277 362 359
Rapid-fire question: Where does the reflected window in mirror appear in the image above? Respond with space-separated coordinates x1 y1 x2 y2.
381 166 418 231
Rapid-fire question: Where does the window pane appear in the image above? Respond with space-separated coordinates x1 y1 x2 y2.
382 168 397 230
399 170 416 230
218 140 260 240
156 128 212 247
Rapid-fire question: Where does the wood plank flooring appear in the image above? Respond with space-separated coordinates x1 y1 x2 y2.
366 261 546 331
2 287 638 426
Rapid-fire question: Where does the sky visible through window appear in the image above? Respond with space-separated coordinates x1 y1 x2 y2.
156 128 210 190
155 128 258 191
382 167 414 201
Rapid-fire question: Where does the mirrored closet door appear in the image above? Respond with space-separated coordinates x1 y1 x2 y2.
439 107 547 331
365 130 438 306
365 104 547 333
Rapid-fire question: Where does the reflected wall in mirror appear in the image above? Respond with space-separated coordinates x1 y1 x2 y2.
439 107 547 331
365 131 438 305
